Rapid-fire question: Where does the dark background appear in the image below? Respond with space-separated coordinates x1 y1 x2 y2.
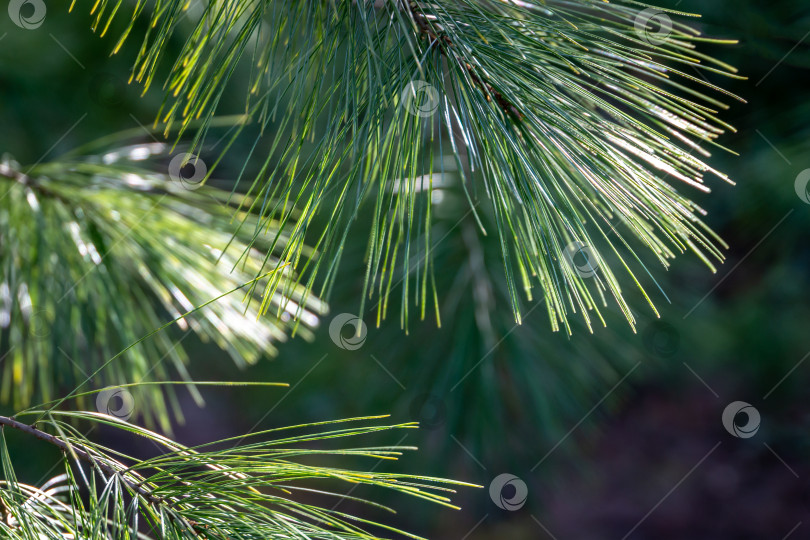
1 1 809 538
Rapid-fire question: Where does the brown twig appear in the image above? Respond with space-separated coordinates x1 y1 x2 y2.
0 415 230 537
0 415 164 505
406 1 523 119
0 162 31 186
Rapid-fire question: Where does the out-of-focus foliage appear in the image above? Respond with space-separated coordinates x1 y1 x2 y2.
1 142 325 430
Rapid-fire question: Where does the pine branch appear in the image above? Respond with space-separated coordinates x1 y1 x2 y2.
74 0 744 333
406 1 523 119
0 141 326 429
0 162 31 186
313 201 646 469
0 409 475 539
0 415 166 506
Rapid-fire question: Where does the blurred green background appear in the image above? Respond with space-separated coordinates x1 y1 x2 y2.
2 1 809 538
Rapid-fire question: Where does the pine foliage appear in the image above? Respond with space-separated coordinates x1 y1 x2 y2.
1 410 472 539
78 0 742 331
1 142 325 428
0 1 745 538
